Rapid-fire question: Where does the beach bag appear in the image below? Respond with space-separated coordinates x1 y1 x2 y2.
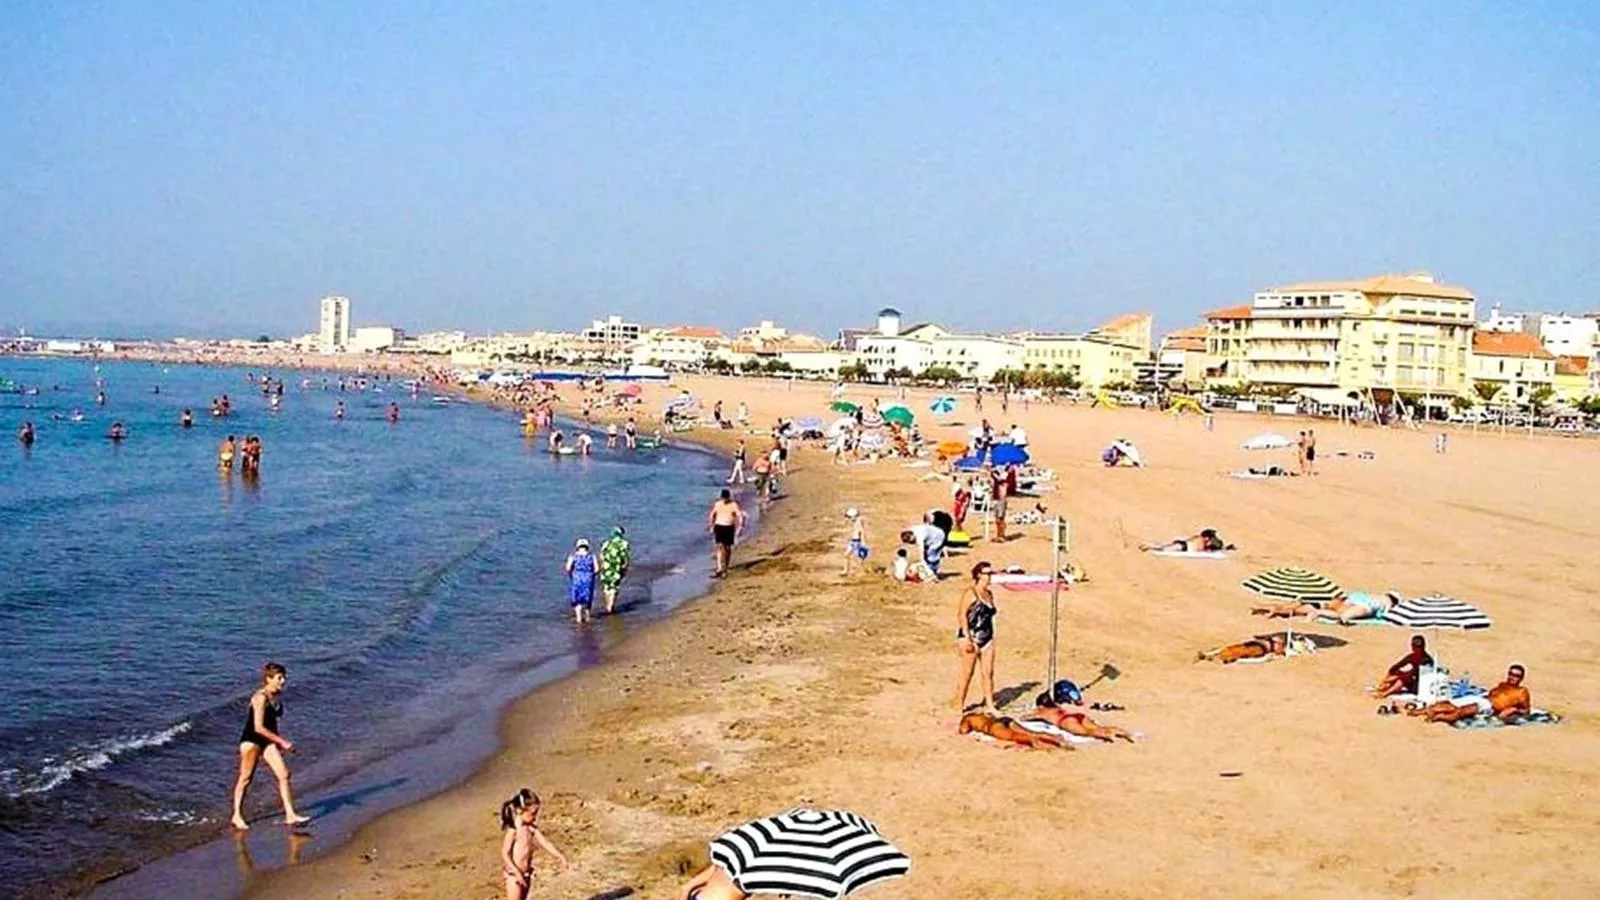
1416 667 1451 704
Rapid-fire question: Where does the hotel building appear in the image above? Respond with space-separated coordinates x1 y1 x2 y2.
318 296 351 353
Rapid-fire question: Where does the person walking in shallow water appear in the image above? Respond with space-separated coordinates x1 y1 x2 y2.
231 662 310 830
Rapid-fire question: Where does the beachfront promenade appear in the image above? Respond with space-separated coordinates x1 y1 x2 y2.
239 374 1597 899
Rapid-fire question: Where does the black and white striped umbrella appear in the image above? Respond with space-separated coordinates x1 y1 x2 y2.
709 808 910 898
1241 567 1342 604
1385 593 1493 631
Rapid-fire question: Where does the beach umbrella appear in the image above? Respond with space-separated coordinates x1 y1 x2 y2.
830 401 859 414
859 412 884 429
1385 593 1492 631
930 396 957 414
796 416 824 430
935 440 969 458
709 807 911 898
881 406 915 427
1241 567 1341 604
1240 433 1293 451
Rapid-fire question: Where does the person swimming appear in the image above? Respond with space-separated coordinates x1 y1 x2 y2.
334 400 345 421
108 422 127 441
18 421 36 446
387 402 399 423
181 409 194 428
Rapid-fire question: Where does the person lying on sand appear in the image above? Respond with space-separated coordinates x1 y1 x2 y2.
1196 633 1313 664
1140 528 1231 553
677 863 745 900
1251 590 1393 624
1407 664 1530 724
1024 683 1135 743
958 711 1073 749
1373 635 1434 697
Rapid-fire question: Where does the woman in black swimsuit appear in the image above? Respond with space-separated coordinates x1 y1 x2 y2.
954 561 999 716
230 661 310 830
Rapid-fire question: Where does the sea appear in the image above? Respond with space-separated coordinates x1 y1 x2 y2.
0 358 728 899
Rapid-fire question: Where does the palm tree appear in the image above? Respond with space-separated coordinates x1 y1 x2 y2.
1472 381 1502 404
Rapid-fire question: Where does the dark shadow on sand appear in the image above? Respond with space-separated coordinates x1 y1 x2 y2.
995 681 1042 709
301 777 409 819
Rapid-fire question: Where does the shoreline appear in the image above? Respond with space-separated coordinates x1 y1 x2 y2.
244 386 846 899
70 365 742 900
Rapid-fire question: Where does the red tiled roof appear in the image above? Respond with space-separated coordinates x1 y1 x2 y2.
1096 313 1151 332
1164 335 1206 352
667 326 723 339
1205 304 1253 321
1555 355 1589 376
1472 331 1554 359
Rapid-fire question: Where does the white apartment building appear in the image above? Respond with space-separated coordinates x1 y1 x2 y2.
319 296 351 353
1524 313 1598 359
1019 333 1142 388
629 327 726 368
348 326 402 353
583 315 643 352
854 311 1022 381
1478 305 1525 333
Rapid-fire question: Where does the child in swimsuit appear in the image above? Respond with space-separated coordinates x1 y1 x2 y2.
499 789 568 900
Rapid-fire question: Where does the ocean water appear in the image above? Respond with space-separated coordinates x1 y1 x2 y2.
0 358 724 898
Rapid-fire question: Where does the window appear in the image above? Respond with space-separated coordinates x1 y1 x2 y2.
1397 365 1414 384
1398 343 1415 361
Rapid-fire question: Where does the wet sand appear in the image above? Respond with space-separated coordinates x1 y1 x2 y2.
245 375 1599 899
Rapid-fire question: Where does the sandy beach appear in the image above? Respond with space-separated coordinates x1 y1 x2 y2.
235 374 1600 900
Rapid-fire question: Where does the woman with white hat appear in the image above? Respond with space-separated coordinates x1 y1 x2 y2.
564 538 598 623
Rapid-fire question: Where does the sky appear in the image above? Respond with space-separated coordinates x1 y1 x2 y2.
1 2 1596 340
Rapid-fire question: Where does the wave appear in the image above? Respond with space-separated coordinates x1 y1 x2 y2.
0 721 192 798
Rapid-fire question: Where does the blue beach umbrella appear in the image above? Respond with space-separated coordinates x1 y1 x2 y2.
930 396 957 414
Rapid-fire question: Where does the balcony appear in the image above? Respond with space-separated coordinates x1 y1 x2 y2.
1248 325 1341 341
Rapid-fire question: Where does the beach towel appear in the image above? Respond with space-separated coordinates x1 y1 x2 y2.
999 581 1062 593
990 573 1053 584
1451 709 1562 729
1148 549 1229 559
1013 719 1100 745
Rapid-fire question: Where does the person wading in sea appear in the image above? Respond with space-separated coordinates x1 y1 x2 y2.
230 662 310 830
708 489 746 578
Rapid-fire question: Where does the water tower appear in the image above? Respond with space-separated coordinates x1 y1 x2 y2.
876 307 902 337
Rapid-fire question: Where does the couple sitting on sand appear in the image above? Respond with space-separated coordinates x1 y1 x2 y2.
1396 664 1533 725
957 681 1135 749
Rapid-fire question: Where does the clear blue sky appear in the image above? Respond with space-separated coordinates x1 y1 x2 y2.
2 2 1595 339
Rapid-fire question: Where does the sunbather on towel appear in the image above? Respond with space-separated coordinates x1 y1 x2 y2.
1408 664 1530 724
1197 633 1305 664
1373 635 1434 697
1141 528 1230 553
958 711 1074 750
1252 590 1393 624
1023 683 1135 743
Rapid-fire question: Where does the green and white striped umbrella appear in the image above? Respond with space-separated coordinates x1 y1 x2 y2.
1241 567 1341 604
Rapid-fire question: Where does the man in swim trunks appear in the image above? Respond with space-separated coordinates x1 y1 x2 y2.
958 711 1073 750
1141 528 1227 553
1408 664 1530 724
1023 682 1135 742
1373 635 1434 697
708 489 745 578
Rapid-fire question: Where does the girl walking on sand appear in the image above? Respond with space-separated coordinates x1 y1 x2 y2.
500 788 568 900
230 662 310 829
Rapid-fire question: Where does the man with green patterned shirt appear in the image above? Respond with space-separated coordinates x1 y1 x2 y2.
599 525 632 615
